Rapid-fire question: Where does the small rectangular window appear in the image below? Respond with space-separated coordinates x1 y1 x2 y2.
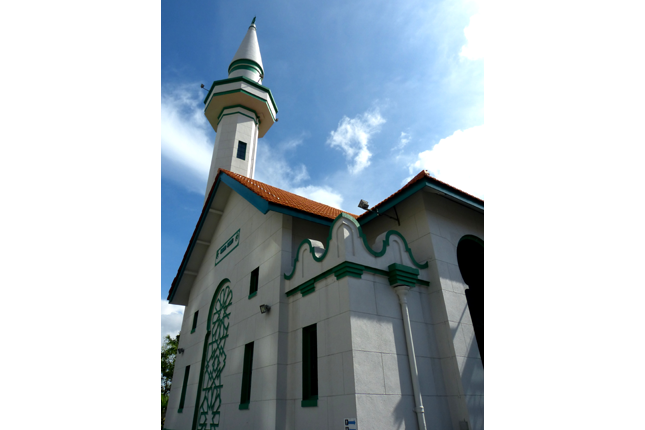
236 141 247 160
249 267 259 298
239 342 254 409
302 324 318 407
178 365 190 413
191 310 199 333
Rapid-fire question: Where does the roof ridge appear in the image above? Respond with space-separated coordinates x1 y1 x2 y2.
218 169 359 219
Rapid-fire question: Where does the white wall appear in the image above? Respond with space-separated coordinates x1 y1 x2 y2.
165 191 286 430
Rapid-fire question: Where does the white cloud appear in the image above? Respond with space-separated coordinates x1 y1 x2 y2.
161 299 184 345
393 132 411 151
460 12 484 60
161 85 213 194
409 125 485 199
327 108 386 174
291 185 344 209
255 137 345 209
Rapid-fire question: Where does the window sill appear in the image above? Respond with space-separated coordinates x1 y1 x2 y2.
301 396 318 407
248 291 257 299
239 403 250 410
190 329 195 334
177 408 183 413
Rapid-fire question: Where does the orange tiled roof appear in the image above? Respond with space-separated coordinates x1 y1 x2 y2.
220 169 359 220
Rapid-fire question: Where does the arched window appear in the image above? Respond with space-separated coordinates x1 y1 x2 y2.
457 235 484 365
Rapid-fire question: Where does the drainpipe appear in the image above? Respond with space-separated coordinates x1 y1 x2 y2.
394 286 428 430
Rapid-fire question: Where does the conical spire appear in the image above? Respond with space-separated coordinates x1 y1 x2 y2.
228 18 265 83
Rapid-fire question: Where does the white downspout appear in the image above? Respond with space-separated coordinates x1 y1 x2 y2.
394 286 428 430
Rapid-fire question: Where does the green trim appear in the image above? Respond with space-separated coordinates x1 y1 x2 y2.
363 266 390 277
301 397 318 407
284 213 427 281
209 89 277 121
192 279 233 430
333 261 364 280
285 261 428 297
248 291 257 299
300 279 316 297
204 76 278 115
228 59 264 77
217 105 260 122
190 328 196 334
229 64 262 75
214 229 240 266
217 111 258 127
387 263 420 287
178 408 183 413
238 403 250 410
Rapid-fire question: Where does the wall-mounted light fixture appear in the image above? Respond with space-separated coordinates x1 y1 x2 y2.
177 348 185 354
357 199 400 226
259 304 271 314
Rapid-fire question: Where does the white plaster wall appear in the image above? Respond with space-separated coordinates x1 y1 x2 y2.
165 191 287 430
420 192 484 430
355 190 484 429
283 212 453 429
285 275 358 430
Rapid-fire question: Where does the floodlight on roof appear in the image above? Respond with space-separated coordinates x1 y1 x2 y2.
357 199 400 226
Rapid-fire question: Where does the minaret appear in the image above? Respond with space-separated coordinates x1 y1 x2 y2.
203 18 278 199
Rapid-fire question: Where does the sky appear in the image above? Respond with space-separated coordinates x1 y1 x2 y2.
160 0 484 342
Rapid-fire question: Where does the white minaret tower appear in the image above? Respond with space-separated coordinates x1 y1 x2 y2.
203 17 278 199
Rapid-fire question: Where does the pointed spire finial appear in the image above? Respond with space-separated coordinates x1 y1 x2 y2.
251 16 256 25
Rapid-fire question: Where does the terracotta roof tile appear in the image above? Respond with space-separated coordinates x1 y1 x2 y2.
219 169 359 220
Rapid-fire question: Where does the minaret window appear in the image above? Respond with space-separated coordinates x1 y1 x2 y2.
237 141 248 160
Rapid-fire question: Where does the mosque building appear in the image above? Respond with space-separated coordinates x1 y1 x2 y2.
164 19 484 430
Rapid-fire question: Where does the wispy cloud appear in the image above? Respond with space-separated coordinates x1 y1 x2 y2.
161 300 184 345
161 85 213 194
255 137 345 209
409 125 485 199
327 108 386 174
460 12 484 60
393 131 411 151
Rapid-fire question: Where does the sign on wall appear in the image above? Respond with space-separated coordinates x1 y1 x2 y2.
215 229 240 266
344 418 357 430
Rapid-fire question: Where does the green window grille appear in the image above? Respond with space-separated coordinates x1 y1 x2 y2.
239 342 254 409
302 324 318 407
178 365 190 413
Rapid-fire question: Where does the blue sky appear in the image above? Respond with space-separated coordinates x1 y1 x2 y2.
161 0 484 340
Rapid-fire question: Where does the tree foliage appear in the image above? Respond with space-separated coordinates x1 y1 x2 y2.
161 333 179 397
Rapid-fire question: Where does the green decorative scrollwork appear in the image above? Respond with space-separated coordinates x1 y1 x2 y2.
197 284 233 429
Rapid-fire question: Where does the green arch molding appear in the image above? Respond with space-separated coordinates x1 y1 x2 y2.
192 279 233 430
458 234 484 247
284 213 428 280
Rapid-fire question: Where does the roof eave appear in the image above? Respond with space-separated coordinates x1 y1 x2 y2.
357 176 484 225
